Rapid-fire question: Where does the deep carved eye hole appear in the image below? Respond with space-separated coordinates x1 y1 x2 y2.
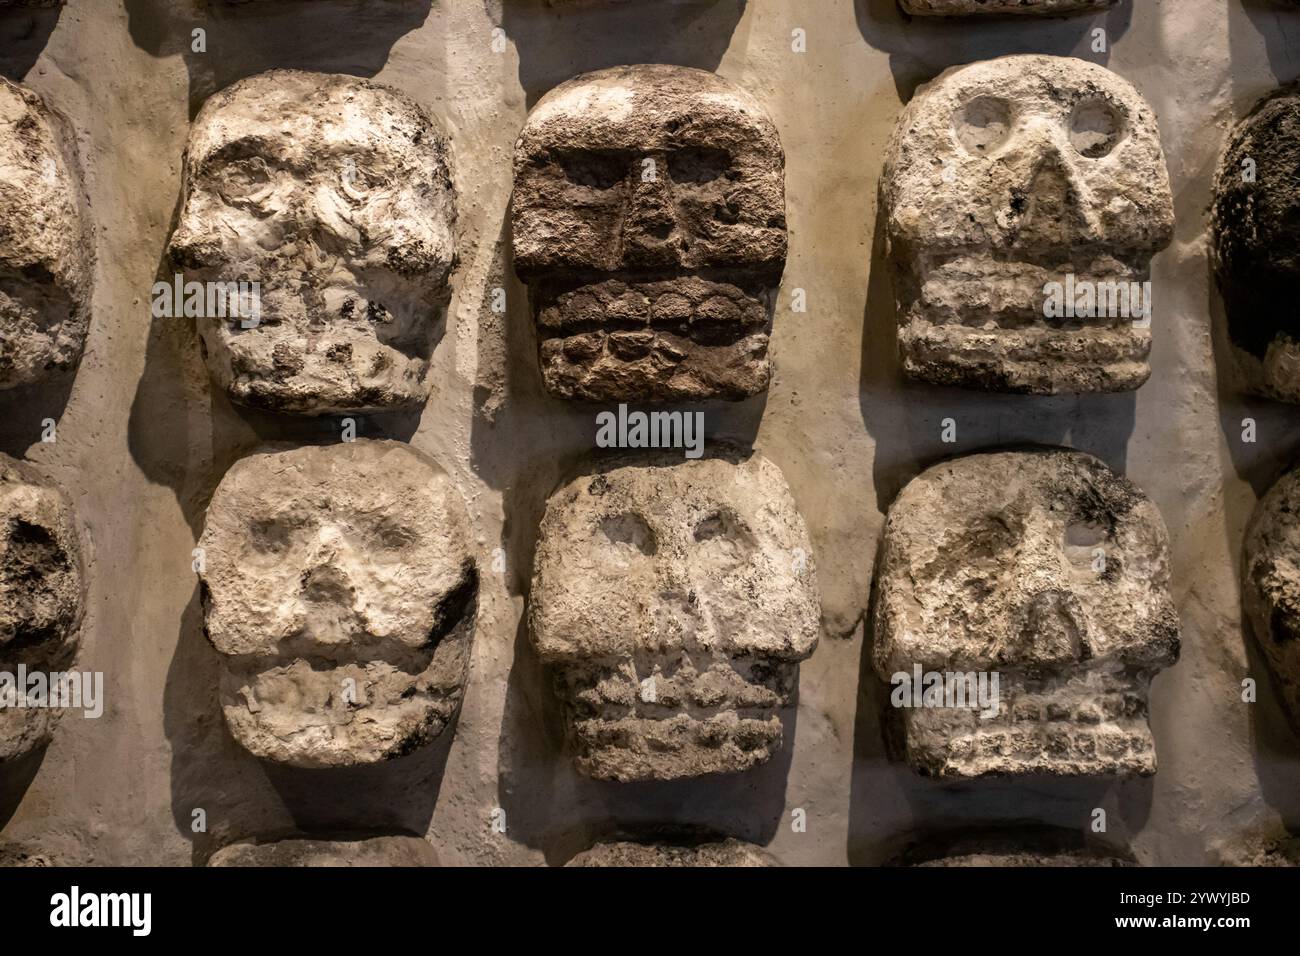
599 513 656 556
1064 519 1111 571
668 147 732 185
1069 99 1124 158
219 157 276 206
555 151 628 191
953 96 1013 156
248 516 292 556
693 509 756 568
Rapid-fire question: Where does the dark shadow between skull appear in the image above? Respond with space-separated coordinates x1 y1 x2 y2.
1233 0 1300 83
0 742 50 833
122 0 435 120
0 369 77 461
880 822 1136 866
854 0 1132 103
500 0 747 111
0 4 61 80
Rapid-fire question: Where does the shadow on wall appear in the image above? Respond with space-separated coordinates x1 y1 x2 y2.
1235 0 1300 83
123 0 433 118
0 3 61 79
854 0 1131 101
498 0 746 108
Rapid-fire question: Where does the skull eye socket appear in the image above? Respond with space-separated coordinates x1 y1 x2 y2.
1069 98 1125 158
218 157 276 206
340 159 384 203
553 150 629 191
370 515 416 552
953 96 1013 157
248 517 293 556
598 512 656 557
693 509 756 569
668 147 732 185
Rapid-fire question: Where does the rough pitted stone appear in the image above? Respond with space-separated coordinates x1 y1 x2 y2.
0 78 92 390
529 447 819 781
567 838 777 867
1213 830 1300 867
900 0 1117 15
894 829 1135 867
1212 85 1300 404
512 64 786 402
198 440 477 768
208 833 439 867
168 70 456 416
1242 466 1300 735
882 55 1173 394
0 455 84 762
872 448 1179 778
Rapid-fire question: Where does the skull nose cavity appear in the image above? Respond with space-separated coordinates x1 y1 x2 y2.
1011 152 1091 249
1013 588 1089 666
301 564 352 604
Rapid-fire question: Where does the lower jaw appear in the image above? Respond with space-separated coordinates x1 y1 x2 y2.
570 712 783 782
1247 338 1300 405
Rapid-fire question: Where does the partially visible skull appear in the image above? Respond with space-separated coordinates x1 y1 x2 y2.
872 448 1179 778
0 78 92 390
882 55 1173 393
530 447 819 781
0 454 84 762
1242 466 1300 735
207 833 439 867
512 65 787 402
198 440 477 768
168 70 456 415
892 828 1134 867
567 838 777 867
900 0 1117 15
1212 85 1300 404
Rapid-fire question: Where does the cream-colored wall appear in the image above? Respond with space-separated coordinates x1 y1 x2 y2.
0 0 1296 866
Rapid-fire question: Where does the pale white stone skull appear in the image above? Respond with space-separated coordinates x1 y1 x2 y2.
872 448 1179 778
0 78 93 390
882 55 1173 393
198 440 477 768
512 64 787 402
169 70 456 416
0 454 84 762
529 448 820 781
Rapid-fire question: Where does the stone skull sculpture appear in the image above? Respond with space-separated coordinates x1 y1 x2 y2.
1212 85 1300 404
208 833 439 867
168 70 456 416
0 454 84 762
1242 466 1300 735
529 447 819 781
882 55 1173 393
567 837 777 867
872 448 1179 778
511 64 787 402
0 78 93 390
198 440 477 768
899 0 1117 15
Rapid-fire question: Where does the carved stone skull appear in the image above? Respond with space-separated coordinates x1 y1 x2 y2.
882 55 1173 393
168 70 456 416
872 448 1179 778
0 78 93 390
0 454 84 762
1242 466 1300 735
511 64 787 402
198 440 477 768
567 838 777 867
900 0 1117 15
208 833 439 867
1212 85 1300 404
894 828 1133 867
529 447 819 781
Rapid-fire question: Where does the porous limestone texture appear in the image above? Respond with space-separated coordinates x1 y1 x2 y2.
207 832 439 866
197 440 477 768
893 828 1134 866
511 64 786 402
1212 85 1300 405
168 70 456 416
0 454 84 762
0 78 92 390
566 837 777 866
882 55 1173 394
873 448 1179 778
529 447 819 781
1242 466 1300 736
900 0 1118 16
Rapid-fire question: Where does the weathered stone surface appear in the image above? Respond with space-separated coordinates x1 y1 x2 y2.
512 64 786 402
0 78 92 390
900 0 1117 15
1242 466 1300 735
0 454 84 763
168 70 456 416
872 448 1179 778
1212 85 1300 404
530 447 819 781
208 833 439 867
882 55 1173 394
567 837 777 867
1212 830 1300 867
892 828 1135 866
198 440 477 768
